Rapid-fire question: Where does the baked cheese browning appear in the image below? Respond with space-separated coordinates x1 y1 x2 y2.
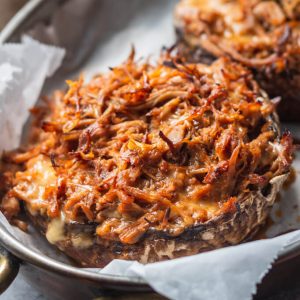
0 50 293 245
174 0 300 120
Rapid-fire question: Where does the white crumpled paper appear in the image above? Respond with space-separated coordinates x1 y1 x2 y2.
1 37 300 300
0 36 65 152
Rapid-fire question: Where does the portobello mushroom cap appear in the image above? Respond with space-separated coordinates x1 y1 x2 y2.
29 174 287 267
174 0 300 121
0 51 293 267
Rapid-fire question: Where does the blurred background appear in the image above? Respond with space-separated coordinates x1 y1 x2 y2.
0 0 27 29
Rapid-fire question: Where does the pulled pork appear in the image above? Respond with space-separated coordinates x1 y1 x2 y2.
175 0 300 120
0 50 293 244
175 0 300 68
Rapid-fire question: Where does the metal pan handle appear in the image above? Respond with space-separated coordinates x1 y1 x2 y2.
0 244 19 294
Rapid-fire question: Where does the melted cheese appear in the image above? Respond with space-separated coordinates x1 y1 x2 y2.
46 216 93 248
46 217 66 244
71 233 93 249
14 155 57 214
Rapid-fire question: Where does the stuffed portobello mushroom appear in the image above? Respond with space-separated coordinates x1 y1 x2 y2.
174 0 300 121
0 51 293 267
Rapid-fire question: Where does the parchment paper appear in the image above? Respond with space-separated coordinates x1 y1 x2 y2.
0 36 65 152
1 5 300 300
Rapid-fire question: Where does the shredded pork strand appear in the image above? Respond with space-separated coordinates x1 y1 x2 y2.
0 50 293 244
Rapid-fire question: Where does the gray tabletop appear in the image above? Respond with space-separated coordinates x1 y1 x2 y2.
2 273 45 300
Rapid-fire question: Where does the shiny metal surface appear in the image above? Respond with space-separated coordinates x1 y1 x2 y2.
0 244 19 294
0 0 44 44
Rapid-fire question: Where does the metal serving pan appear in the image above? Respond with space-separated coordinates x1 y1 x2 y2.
0 1 300 299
